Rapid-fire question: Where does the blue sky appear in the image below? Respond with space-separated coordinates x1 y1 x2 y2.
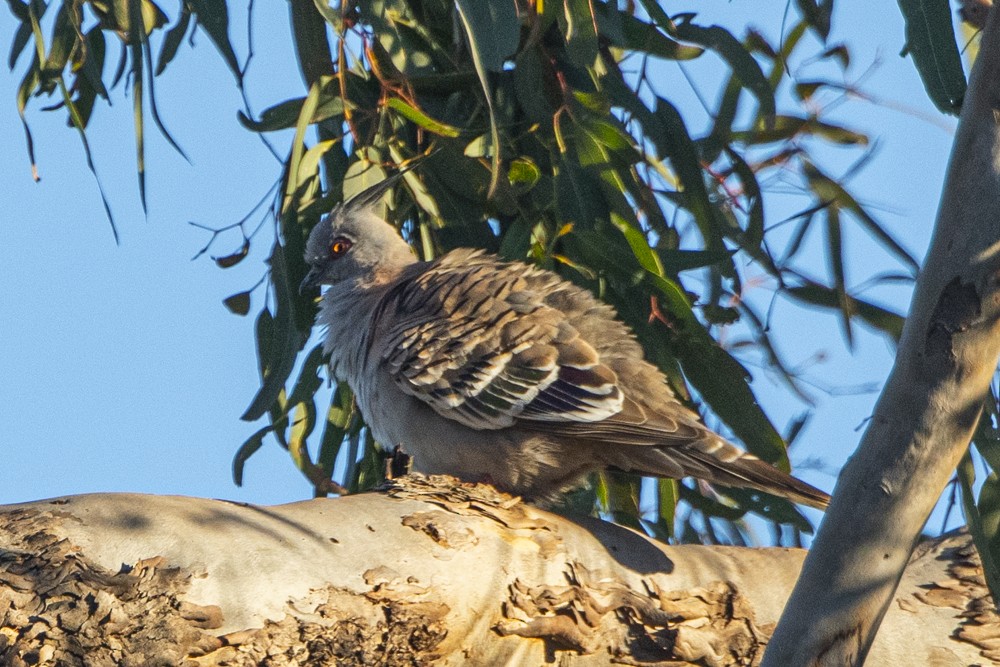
0 1 962 531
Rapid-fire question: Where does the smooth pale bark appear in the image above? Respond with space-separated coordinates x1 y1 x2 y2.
763 6 1000 665
0 479 997 666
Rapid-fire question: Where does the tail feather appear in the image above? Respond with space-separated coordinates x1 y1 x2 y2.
701 452 830 510
606 441 830 510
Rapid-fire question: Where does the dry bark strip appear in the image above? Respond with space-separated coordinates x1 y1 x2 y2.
0 477 994 666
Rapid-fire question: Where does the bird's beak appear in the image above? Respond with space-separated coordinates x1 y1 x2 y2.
300 268 321 295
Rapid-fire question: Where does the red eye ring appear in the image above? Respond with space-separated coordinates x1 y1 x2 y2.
330 237 352 258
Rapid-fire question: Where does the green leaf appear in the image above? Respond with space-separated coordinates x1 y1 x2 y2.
283 80 322 208
978 473 1000 591
597 471 643 530
454 0 519 71
142 23 189 163
508 157 541 188
593 4 703 61
455 0 505 198
825 205 853 348
156 4 191 75
580 113 634 152
298 139 339 199
796 0 833 40
611 213 663 275
658 478 679 537
897 0 966 114
678 483 747 522
959 452 1000 602
223 290 251 315
289 345 326 407
318 382 357 479
126 0 147 212
653 100 717 246
563 0 598 65
658 249 733 273
974 394 1000 474
786 412 812 445
79 27 109 102
731 114 869 146
238 81 345 132
389 145 440 219
645 276 790 467
188 0 242 82
288 401 316 473
232 421 281 486
785 283 905 341
820 44 851 70
312 0 341 28
385 97 461 137
803 160 919 272
342 159 388 206
42 5 75 76
666 15 776 120
590 220 793 469
360 0 437 77
723 148 769 266
23 3 118 239
555 158 603 229
679 340 791 468
241 243 309 421
8 20 32 70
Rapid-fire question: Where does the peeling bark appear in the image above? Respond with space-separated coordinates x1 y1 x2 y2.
0 478 995 666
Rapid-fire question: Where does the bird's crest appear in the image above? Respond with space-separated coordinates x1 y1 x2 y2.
337 156 429 219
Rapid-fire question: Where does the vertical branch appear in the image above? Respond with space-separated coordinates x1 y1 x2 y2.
763 5 1000 665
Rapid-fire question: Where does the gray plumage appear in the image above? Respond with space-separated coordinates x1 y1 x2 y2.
302 177 829 509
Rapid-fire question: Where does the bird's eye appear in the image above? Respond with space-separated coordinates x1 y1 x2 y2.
330 237 352 258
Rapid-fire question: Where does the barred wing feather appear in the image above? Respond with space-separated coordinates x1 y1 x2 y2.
379 250 626 431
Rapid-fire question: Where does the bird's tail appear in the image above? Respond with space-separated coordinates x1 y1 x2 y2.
614 439 830 510
696 449 831 510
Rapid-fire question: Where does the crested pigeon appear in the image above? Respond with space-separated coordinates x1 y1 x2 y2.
301 174 830 509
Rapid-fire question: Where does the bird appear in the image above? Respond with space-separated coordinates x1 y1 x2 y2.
300 172 830 510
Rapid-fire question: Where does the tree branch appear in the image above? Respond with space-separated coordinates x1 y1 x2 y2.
0 478 997 665
763 6 1000 664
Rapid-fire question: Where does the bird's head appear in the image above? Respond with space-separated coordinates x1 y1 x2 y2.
300 173 416 293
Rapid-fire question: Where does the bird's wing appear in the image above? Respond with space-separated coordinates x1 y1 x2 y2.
376 249 632 431
373 250 830 508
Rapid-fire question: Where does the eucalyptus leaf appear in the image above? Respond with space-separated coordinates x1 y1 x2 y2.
898 0 966 114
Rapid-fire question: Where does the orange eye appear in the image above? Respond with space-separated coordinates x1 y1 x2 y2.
330 237 352 258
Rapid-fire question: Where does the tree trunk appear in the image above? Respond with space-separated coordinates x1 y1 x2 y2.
763 4 1000 665
0 476 995 666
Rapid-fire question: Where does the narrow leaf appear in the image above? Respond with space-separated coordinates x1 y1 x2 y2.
825 205 854 348
897 0 966 114
666 15 776 119
385 97 462 137
188 0 242 82
959 452 1000 601
156 4 191 75
241 243 309 421
232 422 280 486
593 4 702 61
796 0 833 40
563 0 599 65
454 0 519 71
785 283 905 341
455 0 503 199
